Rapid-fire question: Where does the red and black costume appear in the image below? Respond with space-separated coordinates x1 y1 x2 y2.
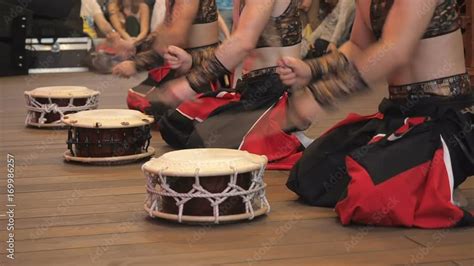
158 0 304 170
287 0 474 228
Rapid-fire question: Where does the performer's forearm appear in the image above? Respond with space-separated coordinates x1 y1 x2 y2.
133 50 163 70
184 30 257 91
215 35 253 71
308 38 405 86
185 0 274 91
302 41 370 106
338 40 363 62
93 14 117 38
139 4 150 40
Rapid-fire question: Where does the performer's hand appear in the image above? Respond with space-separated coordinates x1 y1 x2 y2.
106 31 121 43
164 46 193 75
112 60 137 78
277 56 312 89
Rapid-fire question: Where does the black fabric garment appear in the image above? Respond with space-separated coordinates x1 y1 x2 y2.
125 16 141 37
191 74 286 148
159 72 287 149
305 38 330 59
287 95 474 207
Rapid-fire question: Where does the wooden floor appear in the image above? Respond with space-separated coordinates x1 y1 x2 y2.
0 72 473 265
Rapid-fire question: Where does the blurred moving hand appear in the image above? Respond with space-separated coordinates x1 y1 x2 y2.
276 56 312 89
164 45 193 75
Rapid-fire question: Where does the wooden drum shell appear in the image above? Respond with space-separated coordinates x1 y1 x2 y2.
68 126 151 158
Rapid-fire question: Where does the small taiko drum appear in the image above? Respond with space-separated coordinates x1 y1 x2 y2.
143 149 270 224
62 109 155 164
24 86 100 128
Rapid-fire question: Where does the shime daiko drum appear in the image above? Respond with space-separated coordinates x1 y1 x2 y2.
24 86 100 128
62 109 155 164
143 149 270 224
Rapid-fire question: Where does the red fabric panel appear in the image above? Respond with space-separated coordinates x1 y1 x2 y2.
336 148 464 228
149 65 172 82
127 91 150 112
266 152 302 170
176 92 240 121
240 94 302 170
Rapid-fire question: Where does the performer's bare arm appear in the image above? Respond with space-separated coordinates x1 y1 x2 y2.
217 12 231 39
277 0 439 129
107 1 131 40
164 0 275 75
93 12 120 41
278 0 438 89
152 0 277 106
347 0 437 84
113 0 199 77
93 12 136 58
337 4 374 59
213 0 275 70
136 2 151 43
152 0 200 54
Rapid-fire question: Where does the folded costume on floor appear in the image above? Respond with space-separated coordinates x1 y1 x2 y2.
287 73 474 228
159 68 304 170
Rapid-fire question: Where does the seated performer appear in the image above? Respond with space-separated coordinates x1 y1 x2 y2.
112 0 221 116
303 0 355 58
107 0 150 45
156 0 308 169
81 0 135 58
278 0 474 227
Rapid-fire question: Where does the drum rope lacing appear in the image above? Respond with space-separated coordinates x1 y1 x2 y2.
25 94 99 125
145 164 270 224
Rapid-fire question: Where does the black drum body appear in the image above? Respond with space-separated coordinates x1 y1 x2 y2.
66 125 152 158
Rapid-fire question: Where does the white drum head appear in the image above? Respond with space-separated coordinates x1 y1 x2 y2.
62 109 154 128
143 149 268 177
25 86 100 99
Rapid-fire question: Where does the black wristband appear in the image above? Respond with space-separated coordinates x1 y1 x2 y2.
308 62 370 107
133 50 164 71
305 50 350 81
